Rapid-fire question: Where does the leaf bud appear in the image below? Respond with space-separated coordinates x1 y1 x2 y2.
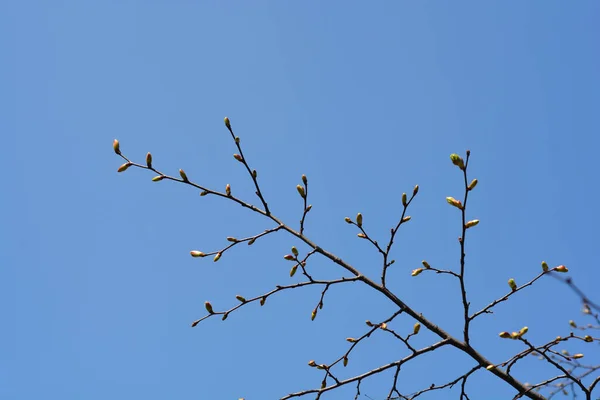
290 265 298 277
227 237 238 242
413 323 421 334
213 252 222 262
357 233 367 239
450 153 465 169
235 295 246 303
356 213 363 227
204 301 214 314
508 278 517 291
468 179 478 190
499 331 512 339
233 154 243 162
413 185 419 196
284 254 295 261
402 193 407 206
343 357 348 367
190 251 206 258
465 219 479 229
555 265 568 273
541 261 549 272
113 139 121 155
571 353 584 359
411 268 424 277
344 217 352 224
422 260 431 269
146 152 152 168
179 169 188 181
225 184 231 196
117 163 131 172
346 338 357 343
446 197 463 210
224 117 231 130
402 216 411 223
296 185 305 198
302 174 307 185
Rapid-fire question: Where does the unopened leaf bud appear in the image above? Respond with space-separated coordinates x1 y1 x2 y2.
152 175 164 182
290 265 298 277
191 319 200 327
499 331 512 339
247 238 255 245
236 295 246 303
346 338 357 343
357 233 367 239
569 320 577 328
511 332 520 339
311 309 316 320
113 139 121 155
260 297 266 306
450 153 465 169
380 323 387 330
584 335 593 342
555 265 568 273
422 260 431 269
146 152 152 168
233 154 243 162
356 213 363 227
179 169 188 181
519 326 528 336
308 360 316 367
413 323 421 334
200 190 208 196
291 246 299 256
235 136 240 144
224 117 231 130
227 237 238 242
541 261 549 272
344 217 352 224
321 380 326 389
225 184 231 196
252 170 257 178
412 268 424 277
486 365 495 371
446 197 463 210
117 162 131 172
468 179 478 190
413 185 419 196
465 219 479 229
572 353 584 359
205 301 214 314
213 252 222 262
343 357 348 367
221 313 228 321
302 174 307 185
402 216 411 223
284 254 295 261
508 278 517 291
365 320 373 327
190 251 206 258
306 204 312 212
296 185 305 198
402 193 407 206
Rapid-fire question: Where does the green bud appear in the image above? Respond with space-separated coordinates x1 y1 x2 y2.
508 278 517 291
296 185 306 198
113 139 121 155
146 152 152 168
117 163 131 172
356 213 363 227
152 175 164 182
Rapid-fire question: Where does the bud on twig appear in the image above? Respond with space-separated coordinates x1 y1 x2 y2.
413 323 421 335
541 261 549 272
343 357 348 367
291 246 299 256
146 152 152 168
117 163 131 172
227 237 238 242
152 175 164 182
226 184 231 196
584 335 593 342
356 213 363 227
402 193 407 206
412 268 423 277
236 295 246 303
569 320 577 328
179 169 188 182
422 260 431 269
499 331 512 339
205 301 214 314
357 233 367 239
302 174 307 185
508 278 517 291
344 217 352 224
224 117 231 130
308 360 317 367
555 265 568 273
402 216 411 223
465 219 479 229
296 185 306 198
413 185 419 196
311 309 317 321
113 139 121 155
446 197 463 210
190 251 206 258
200 190 208 196
233 154 243 162
346 338 357 343
450 153 465 169
260 297 266 306
252 170 258 178
213 252 222 262
284 254 295 261
571 353 584 359
468 179 478 190
290 265 298 277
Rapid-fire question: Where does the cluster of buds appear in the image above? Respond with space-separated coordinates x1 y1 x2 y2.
499 326 528 339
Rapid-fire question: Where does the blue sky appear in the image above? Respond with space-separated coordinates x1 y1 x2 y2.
2 1 599 399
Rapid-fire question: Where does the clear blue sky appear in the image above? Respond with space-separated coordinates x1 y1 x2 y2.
2 2 599 399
